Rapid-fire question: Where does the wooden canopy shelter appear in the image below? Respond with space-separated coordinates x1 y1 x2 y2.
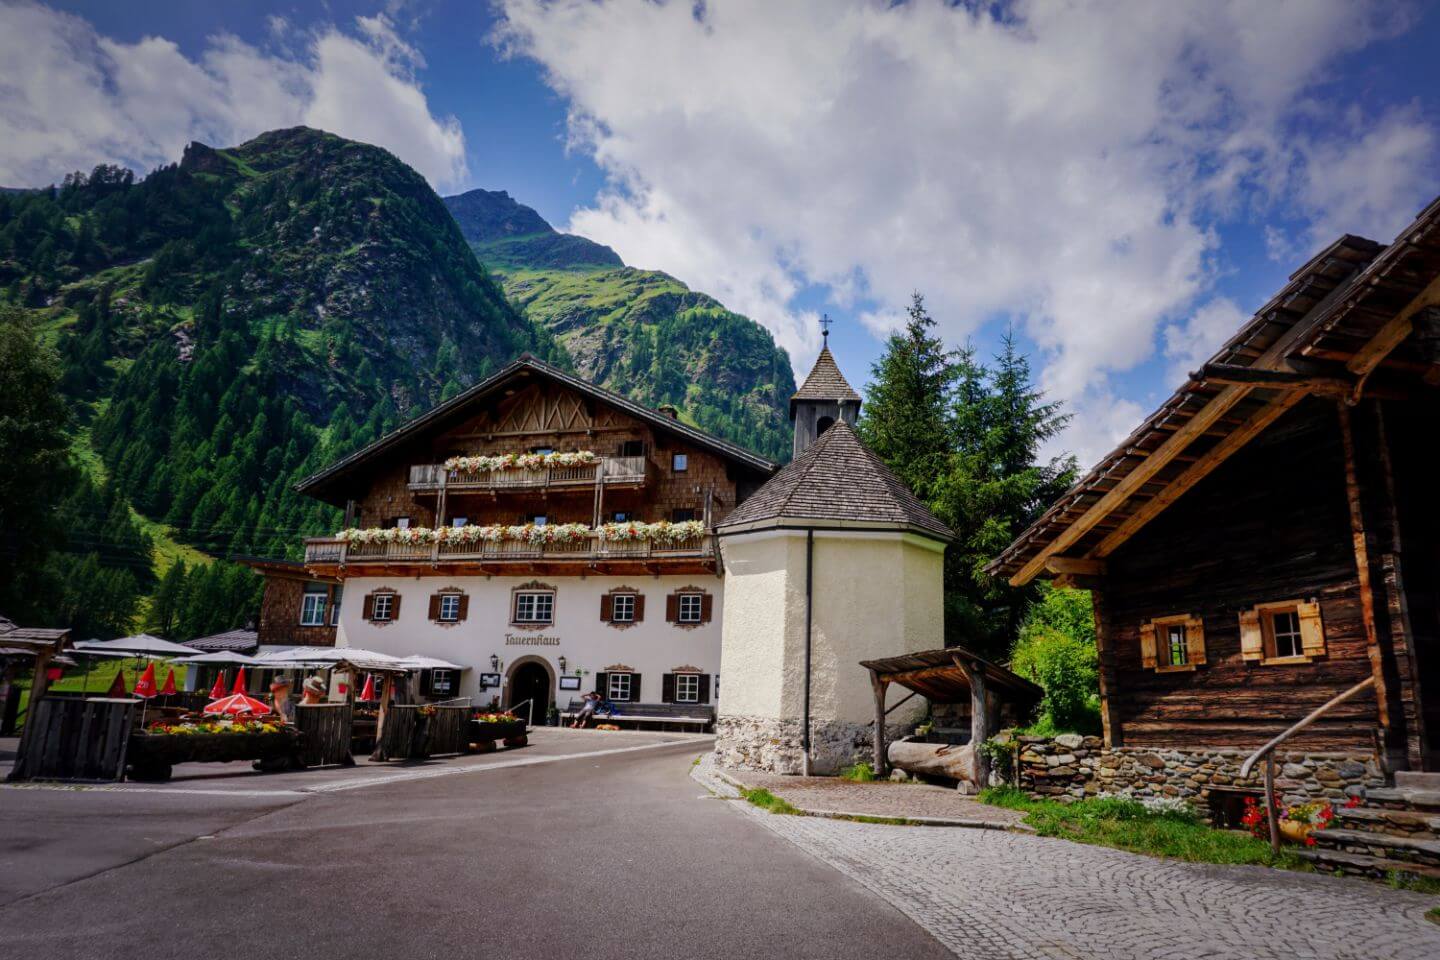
860 647 1042 780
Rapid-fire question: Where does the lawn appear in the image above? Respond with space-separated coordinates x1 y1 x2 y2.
10 658 192 723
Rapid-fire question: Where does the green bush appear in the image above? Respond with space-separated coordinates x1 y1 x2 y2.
840 762 876 782
1010 584 1100 734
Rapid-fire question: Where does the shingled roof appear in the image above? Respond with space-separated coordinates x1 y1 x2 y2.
716 421 952 541
790 346 862 416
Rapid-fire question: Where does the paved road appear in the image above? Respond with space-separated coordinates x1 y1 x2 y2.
0 734 950 960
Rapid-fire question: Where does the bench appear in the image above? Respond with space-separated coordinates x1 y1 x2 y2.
561 699 715 733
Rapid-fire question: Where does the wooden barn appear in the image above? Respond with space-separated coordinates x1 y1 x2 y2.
989 196 1440 783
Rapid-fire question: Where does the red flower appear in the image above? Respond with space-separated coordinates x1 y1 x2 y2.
1344 795 1363 809
1305 835 1317 847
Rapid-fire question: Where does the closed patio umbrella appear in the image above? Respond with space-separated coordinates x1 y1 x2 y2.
231 667 248 695
160 669 179 697
359 674 376 701
133 662 158 699
208 672 228 699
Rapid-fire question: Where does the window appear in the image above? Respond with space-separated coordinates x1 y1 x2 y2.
671 508 697 523
612 594 636 622
531 446 554 455
371 593 395 622
678 593 704 624
450 516 468 528
525 514 549 527
438 594 462 622
1140 614 1204 672
817 415 835 434
329 586 343 626
395 516 411 530
300 587 327 626
608 672 634 702
514 591 554 624
675 674 700 703
672 453 688 472
611 511 631 523
619 440 644 457
429 669 457 698
1242 601 1324 664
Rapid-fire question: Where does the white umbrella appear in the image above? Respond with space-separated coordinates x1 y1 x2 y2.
255 647 406 672
73 634 198 658
171 651 266 666
393 656 467 671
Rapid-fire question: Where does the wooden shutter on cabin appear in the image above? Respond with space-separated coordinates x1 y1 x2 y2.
698 674 711 704
700 594 714 623
456 595 469 621
1185 616 1206 666
594 672 609 696
428 594 441 620
1297 601 1325 657
600 594 613 621
662 673 676 703
362 593 376 621
634 594 645 622
1239 609 1264 661
666 594 679 622
1139 622 1157 669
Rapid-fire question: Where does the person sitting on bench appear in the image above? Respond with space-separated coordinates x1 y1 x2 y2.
572 691 601 728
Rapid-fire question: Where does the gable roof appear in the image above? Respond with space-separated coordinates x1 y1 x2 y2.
295 354 778 505
791 346 862 415
716 421 952 541
989 192 1440 585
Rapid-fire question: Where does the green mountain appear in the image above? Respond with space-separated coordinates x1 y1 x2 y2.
444 189 796 461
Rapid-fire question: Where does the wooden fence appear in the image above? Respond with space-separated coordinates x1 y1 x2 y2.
295 703 353 767
7 697 136 782
374 705 471 760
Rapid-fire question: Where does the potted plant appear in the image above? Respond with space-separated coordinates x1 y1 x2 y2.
1242 796 1335 846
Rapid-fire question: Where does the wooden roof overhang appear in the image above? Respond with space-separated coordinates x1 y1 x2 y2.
0 626 71 658
236 556 340 583
294 354 778 507
989 194 1440 587
860 646 1043 709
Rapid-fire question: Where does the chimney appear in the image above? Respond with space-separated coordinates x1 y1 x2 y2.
658 404 679 420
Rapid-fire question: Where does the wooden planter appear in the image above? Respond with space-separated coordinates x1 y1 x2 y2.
471 718 527 750
127 729 302 782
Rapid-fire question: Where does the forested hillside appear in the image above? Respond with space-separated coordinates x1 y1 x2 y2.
445 189 796 461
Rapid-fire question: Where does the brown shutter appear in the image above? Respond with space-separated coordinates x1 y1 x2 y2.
390 594 402 619
634 594 645 622
428 594 441 620
1139 622 1157 669
1239 609 1264 661
630 674 642 702
457 595 469 621
698 674 711 704
594 672 609 695
700 593 713 623
419 670 434 697
1297 601 1325 658
362 593 375 621
662 673 676 703
666 594 679 622
1185 616 1206 666
600 593 613 622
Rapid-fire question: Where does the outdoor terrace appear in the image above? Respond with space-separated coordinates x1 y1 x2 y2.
407 455 648 494
303 530 714 566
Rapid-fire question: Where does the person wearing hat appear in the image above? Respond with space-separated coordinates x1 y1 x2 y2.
301 675 328 705
269 676 297 723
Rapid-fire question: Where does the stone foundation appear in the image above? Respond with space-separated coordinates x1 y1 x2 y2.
715 714 888 775
1012 734 1385 808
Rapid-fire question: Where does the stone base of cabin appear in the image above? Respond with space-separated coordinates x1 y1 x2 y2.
1014 735 1386 809
715 714 881 775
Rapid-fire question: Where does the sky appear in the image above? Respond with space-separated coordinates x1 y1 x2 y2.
3 0 1439 469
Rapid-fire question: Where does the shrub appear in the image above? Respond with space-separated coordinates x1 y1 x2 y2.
840 762 876 782
1010 584 1101 734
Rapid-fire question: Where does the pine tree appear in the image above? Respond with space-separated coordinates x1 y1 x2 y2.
146 560 188 637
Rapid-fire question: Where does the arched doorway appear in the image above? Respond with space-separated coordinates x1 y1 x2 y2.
506 657 554 726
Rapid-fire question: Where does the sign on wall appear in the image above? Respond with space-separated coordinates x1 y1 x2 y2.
478 673 502 689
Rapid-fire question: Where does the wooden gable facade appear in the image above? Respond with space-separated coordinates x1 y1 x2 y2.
990 196 1440 773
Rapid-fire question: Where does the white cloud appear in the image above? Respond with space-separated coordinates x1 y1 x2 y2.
1163 297 1249 384
0 4 466 190
494 0 1436 464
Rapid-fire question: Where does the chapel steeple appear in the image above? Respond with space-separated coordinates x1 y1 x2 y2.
790 318 862 458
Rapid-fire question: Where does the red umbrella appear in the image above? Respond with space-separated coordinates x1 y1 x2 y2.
231 667 248 695
160 669 179 696
359 674 376 701
107 670 130 697
133 662 158 699
203 692 272 717
209 672 228 699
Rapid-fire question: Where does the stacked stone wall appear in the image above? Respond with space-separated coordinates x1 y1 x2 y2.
716 715 900 775
1013 734 1384 808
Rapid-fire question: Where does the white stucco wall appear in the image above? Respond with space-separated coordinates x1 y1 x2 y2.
334 574 723 710
715 532 805 719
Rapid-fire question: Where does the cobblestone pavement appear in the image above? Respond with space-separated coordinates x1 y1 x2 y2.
726 767 1029 827
695 756 1440 960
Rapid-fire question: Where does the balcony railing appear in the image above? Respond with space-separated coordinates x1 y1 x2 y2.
408 456 648 493
304 532 713 565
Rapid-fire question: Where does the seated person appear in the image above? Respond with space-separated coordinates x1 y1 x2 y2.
269 677 296 723
571 690 601 728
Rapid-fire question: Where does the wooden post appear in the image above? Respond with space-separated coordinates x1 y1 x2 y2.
1264 753 1281 857
954 656 990 790
370 671 395 761
869 669 889 777
1090 585 1123 748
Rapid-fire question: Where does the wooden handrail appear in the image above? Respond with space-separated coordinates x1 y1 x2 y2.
1238 675 1375 854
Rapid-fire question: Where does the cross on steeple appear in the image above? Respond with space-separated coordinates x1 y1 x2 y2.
820 314 833 345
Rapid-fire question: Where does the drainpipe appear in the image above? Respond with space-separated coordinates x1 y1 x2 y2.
802 529 814 777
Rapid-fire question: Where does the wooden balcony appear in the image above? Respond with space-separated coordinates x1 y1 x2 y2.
303 531 713 567
408 456 648 494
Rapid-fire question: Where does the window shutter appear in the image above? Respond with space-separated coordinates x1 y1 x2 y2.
1297 601 1325 657
700 594 714 623
362 593 375 621
666 594 679 622
634 594 645 622
428 594 441 620
631 674 642 702
1239 609 1264 661
594 672 609 696
662 673 676 703
698 674 711 704
457 595 469 621
600 594 613 622
419 670 434 697
390 594 402 619
1139 622 1157 669
1185 616 1207 666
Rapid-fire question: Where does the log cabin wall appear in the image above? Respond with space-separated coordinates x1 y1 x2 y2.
1101 396 1380 753
258 573 339 647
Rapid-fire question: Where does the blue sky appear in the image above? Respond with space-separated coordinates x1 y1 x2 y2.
5 0 1440 466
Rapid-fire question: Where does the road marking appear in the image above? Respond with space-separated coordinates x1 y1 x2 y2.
0 782 308 798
